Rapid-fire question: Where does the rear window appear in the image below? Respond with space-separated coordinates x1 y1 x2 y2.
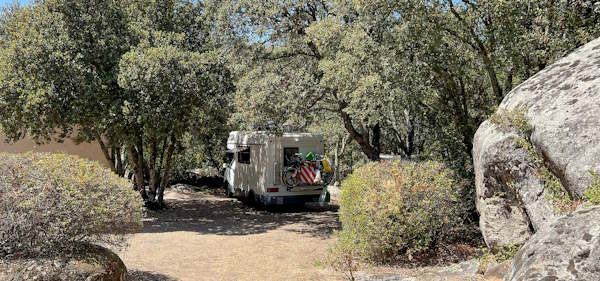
283 147 299 166
238 147 250 164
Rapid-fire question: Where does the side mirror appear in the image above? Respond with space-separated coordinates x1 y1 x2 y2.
222 163 228 169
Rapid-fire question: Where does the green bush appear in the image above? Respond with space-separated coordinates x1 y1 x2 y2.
584 170 600 204
337 160 467 263
0 153 144 258
478 244 521 272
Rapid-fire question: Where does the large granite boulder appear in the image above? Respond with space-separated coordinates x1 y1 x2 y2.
473 37 600 248
505 206 600 281
0 244 127 281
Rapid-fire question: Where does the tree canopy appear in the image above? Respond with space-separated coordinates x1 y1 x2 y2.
211 0 600 174
0 0 233 206
0 0 598 205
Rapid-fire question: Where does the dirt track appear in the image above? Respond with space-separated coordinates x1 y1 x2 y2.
119 185 343 281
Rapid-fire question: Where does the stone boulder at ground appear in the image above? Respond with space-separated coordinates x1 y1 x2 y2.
505 206 600 281
473 37 600 248
0 244 127 281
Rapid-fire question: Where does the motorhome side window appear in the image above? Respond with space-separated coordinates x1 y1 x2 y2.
283 147 299 166
224 151 234 164
238 147 251 164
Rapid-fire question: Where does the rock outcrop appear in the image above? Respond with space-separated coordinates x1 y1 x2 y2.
474 37 600 248
1 244 127 281
505 206 600 281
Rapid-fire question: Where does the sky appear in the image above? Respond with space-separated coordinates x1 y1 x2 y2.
0 0 28 9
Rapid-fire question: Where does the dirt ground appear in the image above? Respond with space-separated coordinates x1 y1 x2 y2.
119 185 344 281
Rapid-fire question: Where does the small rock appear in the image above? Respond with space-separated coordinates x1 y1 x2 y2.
483 260 511 281
2 244 126 281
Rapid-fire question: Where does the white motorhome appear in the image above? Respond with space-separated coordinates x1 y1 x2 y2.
223 131 328 207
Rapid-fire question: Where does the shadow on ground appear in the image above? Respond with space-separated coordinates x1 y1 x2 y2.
141 187 341 239
127 270 179 281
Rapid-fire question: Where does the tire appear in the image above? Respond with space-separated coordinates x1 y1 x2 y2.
240 190 248 203
254 199 266 211
284 169 298 187
225 186 234 198
247 190 256 206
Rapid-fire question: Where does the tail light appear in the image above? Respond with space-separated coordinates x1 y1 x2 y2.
267 187 279 193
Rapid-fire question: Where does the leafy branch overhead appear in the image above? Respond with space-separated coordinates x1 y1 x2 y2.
0 0 598 204
212 0 599 172
0 0 233 206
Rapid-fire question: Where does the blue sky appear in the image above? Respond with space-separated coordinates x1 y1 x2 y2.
0 0 28 9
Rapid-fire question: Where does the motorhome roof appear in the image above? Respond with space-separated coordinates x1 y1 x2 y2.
230 131 321 136
227 131 323 145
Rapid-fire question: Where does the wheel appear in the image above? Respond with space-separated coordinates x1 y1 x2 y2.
284 169 298 187
254 198 266 211
240 189 249 203
225 186 234 198
247 190 256 206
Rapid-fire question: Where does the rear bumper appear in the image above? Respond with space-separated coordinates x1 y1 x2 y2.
259 194 320 206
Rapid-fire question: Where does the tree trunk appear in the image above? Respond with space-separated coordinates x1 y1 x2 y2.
127 143 147 200
334 133 350 182
481 50 504 104
503 67 514 94
369 123 381 161
116 146 124 177
135 134 146 195
157 134 176 206
339 107 381 161
406 123 415 157
97 138 117 173
147 139 159 202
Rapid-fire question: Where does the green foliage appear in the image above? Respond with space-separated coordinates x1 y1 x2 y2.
478 244 521 272
171 132 228 181
584 170 600 205
489 108 532 136
214 0 600 176
117 32 218 138
0 0 129 144
0 0 234 205
0 153 144 259
337 161 469 263
327 230 361 281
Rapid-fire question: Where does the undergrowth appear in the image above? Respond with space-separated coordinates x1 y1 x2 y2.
584 170 600 204
478 244 521 273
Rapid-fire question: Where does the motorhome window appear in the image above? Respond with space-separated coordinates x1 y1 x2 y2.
283 147 299 166
224 152 234 164
238 147 251 164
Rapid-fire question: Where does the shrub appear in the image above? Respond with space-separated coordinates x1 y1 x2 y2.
336 161 467 263
478 244 521 273
0 153 144 259
327 231 361 281
584 170 600 204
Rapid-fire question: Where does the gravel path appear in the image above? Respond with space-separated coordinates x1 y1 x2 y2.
119 186 343 281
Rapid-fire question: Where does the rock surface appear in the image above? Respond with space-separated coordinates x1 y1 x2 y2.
0 244 127 281
358 259 485 281
473 37 600 247
483 260 511 281
505 206 600 281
